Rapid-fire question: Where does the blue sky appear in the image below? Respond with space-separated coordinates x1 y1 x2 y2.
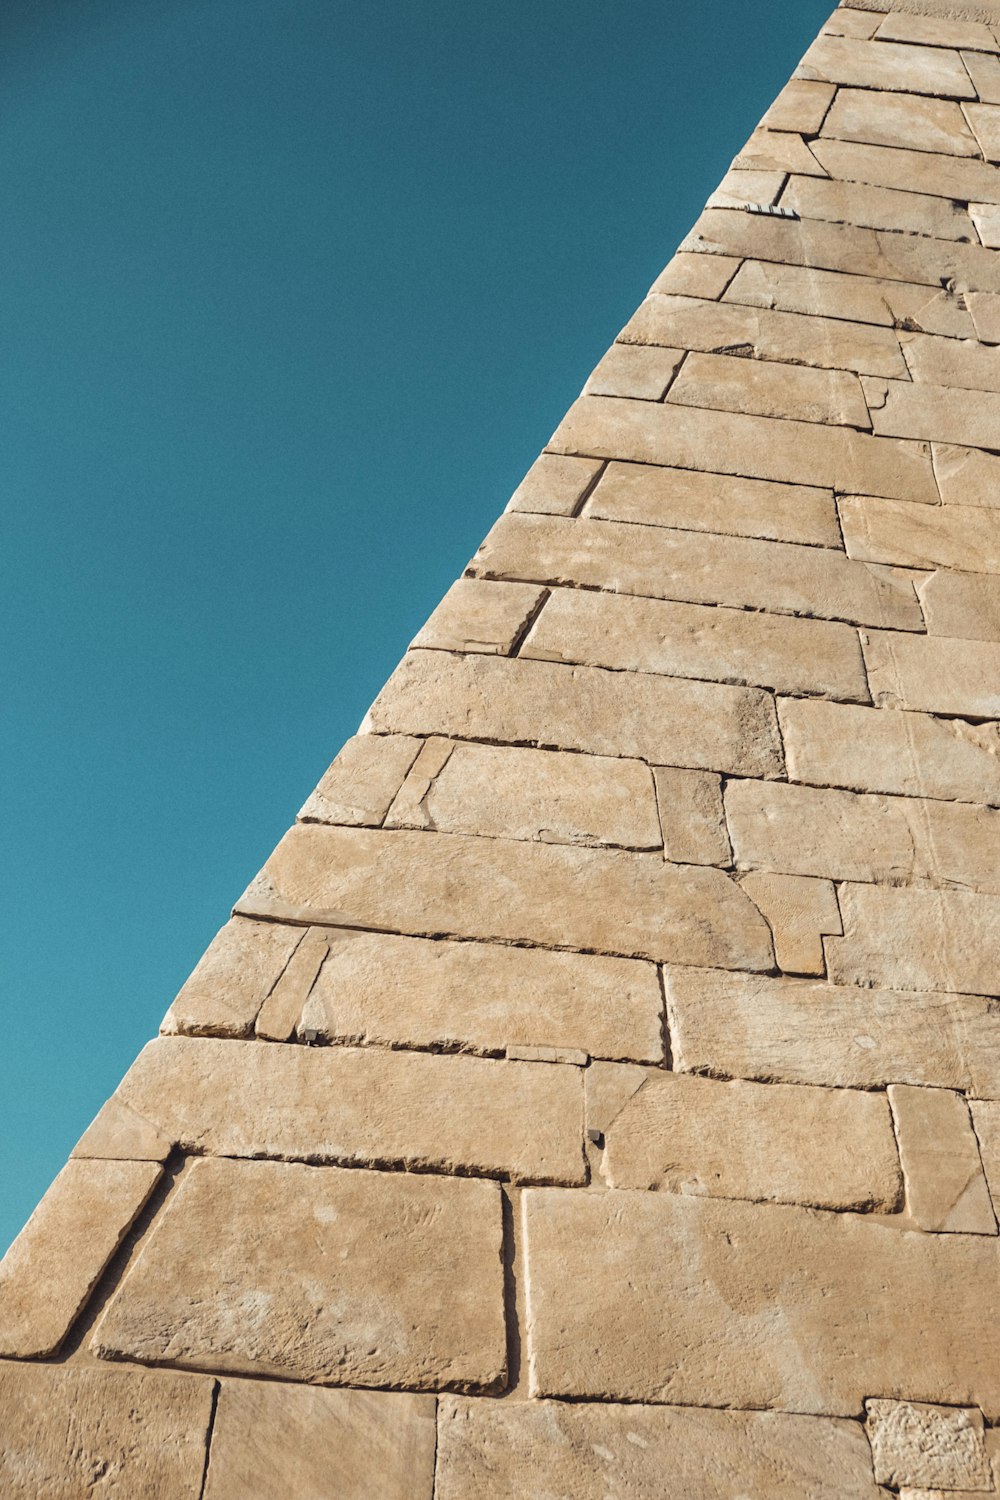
0 0 831 1252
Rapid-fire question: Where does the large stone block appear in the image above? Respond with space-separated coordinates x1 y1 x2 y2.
828 883 1000 996
901 332 1000 395
725 258 972 338
821 87 979 156
865 377 1000 450
782 174 975 241
919 570 1000 642
796 34 976 96
297 733 422 826
812 136 1000 205
842 495 1000 574
666 348 872 426
863 629 1000 719
411 578 543 655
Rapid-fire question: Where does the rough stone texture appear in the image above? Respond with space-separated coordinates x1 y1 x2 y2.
648 251 740 299
866 377 1000 451
966 101 1000 161
862 629 1000 716
161 915 305 1037
93 1158 506 1390
72 1094 173 1162
0 1364 215 1500
730 128 825 175
796 34 977 95
203 1381 437 1500
653 765 731 866
740 871 843 974
919 569 1000 641
411 578 544 655
297 733 422 826
866 1398 992 1491
822 86 981 154
0 1159 162 1358
601 1071 900 1210
933 442 1000 508
782 173 976 241
888 1083 997 1234
666 348 872 426
964 48 1000 102
968 292 1000 343
762 78 837 133
901 332 1000 395
971 200 1000 247
505 452 603 516
876 11 1000 45
970 1101 1000 1212
843 495 1000 573
253 923 330 1040
811 135 1000 204
828 882 1000 996
724 259 973 338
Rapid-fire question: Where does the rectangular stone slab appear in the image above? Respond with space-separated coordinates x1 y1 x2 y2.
865 377 1000 450
795 34 976 96
842 495 1000 574
901 332 1000 396
811 135 1000 205
523 1189 1000 1415
821 88 980 156
828 883 1000 996
919 571 1000 642
862 630 1000 717
888 1084 997 1234
665 348 872 426
781 174 975 241
725 259 972 339
92 1157 506 1391
116 1035 586 1186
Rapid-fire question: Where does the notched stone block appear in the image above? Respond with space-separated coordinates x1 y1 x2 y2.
505 452 603 517
297 732 423 827
740 871 842 975
410 577 544 656
161 915 305 1038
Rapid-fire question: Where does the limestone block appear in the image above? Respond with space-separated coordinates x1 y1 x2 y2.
964 49 1000 102
863 630 1000 717
760 78 836 134
653 766 731 866
72 1094 172 1162
843 495 1000 573
825 9 883 39
968 292 1000 343
93 1158 507 1390
796 34 976 95
366 649 785 779
523 586 871 701
435 1396 882 1500
782 174 976 242
237 822 775 971
0 1158 162 1357
706 169 787 211
730 128 825 176
621 291 910 376
822 87 980 155
295 929 664 1063
740 871 842 975
865 376 1000 450
666 348 872 427
161 915 304 1037
384 737 661 850
505 452 603 516
828 882 1000 995
548 394 938 504
876 13 1000 49
866 1398 992 1491
972 201 1000 247
585 461 841 548
254 923 329 1039
920 570 1000 641
473 513 920 629
585 1059 654 1140
649 251 740 299
583 342 683 399
812 136 1000 205
297 733 422 826
410 578 543 655
779 696 1000 805
0 1364 215 1500
116 1035 585 1185
666 966 1000 1096
966 101 1000 160
901 333 1000 395
889 1084 997 1234
970 1101 1000 1211
601 1070 900 1210
726 259 973 339
933 443 1000 508
523 1189 1000 1415
203 1381 436 1500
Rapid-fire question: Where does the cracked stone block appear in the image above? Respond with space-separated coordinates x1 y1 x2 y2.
902 336 1000 398
253 924 330 1040
731 128 824 175
410 577 544 655
504 452 602 516
844 495 1000 574
966 103 1000 163
889 1085 997 1235
297 732 423 826
972 203 1000 250
760 78 835 133
739 871 842 975
72 1094 173 1163
161 915 306 1037
865 378 1000 453
968 295 1000 345
932 445 1000 510
964 51 1000 105
876 14 1000 52
919 572 1000 645
648 251 740 299
866 1399 991 1491
667 349 873 427
782 175 974 242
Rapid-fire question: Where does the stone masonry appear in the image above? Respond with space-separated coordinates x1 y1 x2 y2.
7 2 1000 1494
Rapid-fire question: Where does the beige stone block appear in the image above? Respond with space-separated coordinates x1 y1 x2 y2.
969 291 1000 343
436 1395 882 1500
966 100 1000 159
297 733 421 826
920 570 1000 641
254 923 329 1039
296 928 663 1063
238 822 774 971
866 1398 992 1491
877 12 1000 49
760 78 836 133
864 629 1000 717
726 259 972 339
889 1084 997 1233
964 48 1000 101
411 578 543 655
828 882 1000 995
740 871 842 974
779 696 1000 805
825 9 884 38
602 1070 900 1210
203 1381 436 1500
72 1094 173 1162
366 648 785 778
971 1100 1000 1209
666 966 1000 1096
585 461 841 548
731 128 825 176
654 766 731 866
822 87 980 155
0 1158 162 1357
583 342 683 399
117 1035 585 1185
523 586 871 701
667 349 872 427
843 495 1000 573
783 173 976 242
797 33 976 95
386 737 660 850
94 1157 506 1389
585 1059 654 1139
161 915 305 1038
621 291 910 375
0 1364 214 1500
902 333 1000 395
707 168 787 210
507 1043 586 1065
474 513 920 629
812 136 1000 204
865 375 1000 450
506 452 603 516
523 1188 1000 1414
933 442 1000 508
972 200 1000 246
648 251 741 299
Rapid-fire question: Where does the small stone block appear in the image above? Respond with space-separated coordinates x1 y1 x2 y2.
411 578 544 655
505 453 603 516
888 1085 997 1235
865 1398 991 1491
654 766 731 866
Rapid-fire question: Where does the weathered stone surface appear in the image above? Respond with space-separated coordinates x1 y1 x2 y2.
902 332 1000 394
971 1101 1000 1212
203 1381 437 1500
796 34 976 96
411 578 543 655
844 495 1000 573
740 871 842 974
919 569 1000 641
707 168 787 211
971 200 1000 247
436 1396 882 1500
161 915 304 1038
653 766 731 866
585 1059 653 1140
602 1070 900 1210
0 1364 214 1500
296 928 664 1063
825 9 882 40
72 1094 173 1162
366 648 785 778
865 376 1000 450
621 291 910 376
779 696 1000 805
876 12 1000 48
475 513 919 629
782 173 976 241
968 291 1000 343
524 586 870 701
822 86 980 155
237 822 774 970
828 882 1000 995
964 48 1000 102
524 1188 1000 1415
667 349 872 427
933 442 1000 508
725 258 972 338
93 1157 507 1390
812 135 1000 204
889 1084 997 1234
731 128 825 176
649 251 740 299
866 1398 992 1491
115 1035 586 1185
384 737 661 849
0 1159 162 1357
760 78 836 134
254 924 329 1040
583 341 683 399
549 394 937 502
585 461 841 548
966 101 1000 160
863 629 1000 716
505 452 603 516
666 966 1000 1096
298 734 421 827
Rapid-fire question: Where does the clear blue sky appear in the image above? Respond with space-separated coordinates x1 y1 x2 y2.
0 0 831 1252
